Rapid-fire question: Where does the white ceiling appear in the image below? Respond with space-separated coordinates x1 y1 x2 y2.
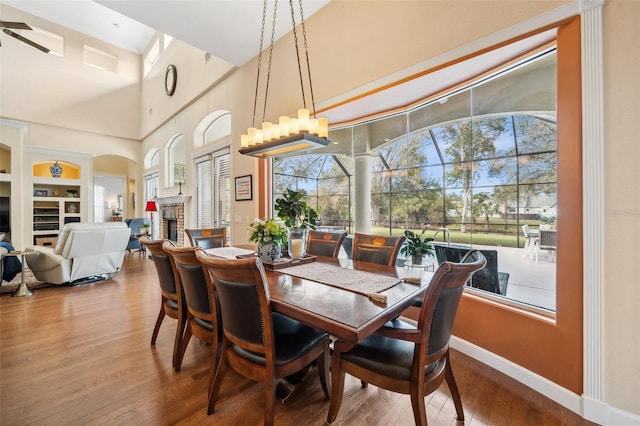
2 0 330 66
2 1 556 126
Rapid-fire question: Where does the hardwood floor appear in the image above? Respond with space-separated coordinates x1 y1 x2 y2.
0 256 593 425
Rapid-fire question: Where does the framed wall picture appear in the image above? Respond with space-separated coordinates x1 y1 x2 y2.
235 175 253 201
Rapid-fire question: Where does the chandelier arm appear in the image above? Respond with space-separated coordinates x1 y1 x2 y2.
253 0 269 127
298 0 317 118
262 0 279 123
289 0 307 109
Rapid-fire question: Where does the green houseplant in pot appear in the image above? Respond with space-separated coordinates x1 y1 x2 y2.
274 189 318 259
141 223 151 235
399 229 434 265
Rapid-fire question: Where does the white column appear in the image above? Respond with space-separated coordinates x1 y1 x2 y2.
354 154 371 234
581 0 605 422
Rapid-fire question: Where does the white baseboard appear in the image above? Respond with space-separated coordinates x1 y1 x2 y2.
450 337 640 426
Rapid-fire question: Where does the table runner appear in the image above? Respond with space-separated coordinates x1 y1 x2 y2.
277 262 401 301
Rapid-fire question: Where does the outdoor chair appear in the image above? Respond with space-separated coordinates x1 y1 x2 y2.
434 245 509 296
521 224 538 259
536 229 557 263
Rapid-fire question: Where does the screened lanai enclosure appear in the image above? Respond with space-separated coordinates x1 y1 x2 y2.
274 48 558 312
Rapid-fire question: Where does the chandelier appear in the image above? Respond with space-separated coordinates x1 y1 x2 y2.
239 0 330 158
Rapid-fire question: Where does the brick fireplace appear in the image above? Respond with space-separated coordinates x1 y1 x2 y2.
156 196 190 246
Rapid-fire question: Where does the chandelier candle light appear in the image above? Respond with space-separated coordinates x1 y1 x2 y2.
239 0 330 158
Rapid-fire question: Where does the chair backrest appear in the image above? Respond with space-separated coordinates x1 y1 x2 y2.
163 243 212 317
125 218 150 235
539 229 557 249
141 239 178 297
306 230 347 257
352 233 405 266
196 254 272 355
417 250 486 361
54 222 129 256
185 228 227 249
521 224 530 237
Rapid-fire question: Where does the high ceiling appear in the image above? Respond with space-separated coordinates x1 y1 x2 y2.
3 0 330 66
2 1 557 126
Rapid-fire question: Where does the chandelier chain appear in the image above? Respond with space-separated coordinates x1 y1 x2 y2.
298 0 317 118
262 0 279 122
289 0 307 110
252 0 269 127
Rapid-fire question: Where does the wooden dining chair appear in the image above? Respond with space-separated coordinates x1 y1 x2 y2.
195 253 330 425
327 250 487 426
163 242 222 373
306 230 347 257
351 233 405 266
185 227 227 249
140 239 187 371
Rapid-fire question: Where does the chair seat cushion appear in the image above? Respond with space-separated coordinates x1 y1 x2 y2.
341 333 439 381
232 312 327 366
166 298 179 310
193 317 213 331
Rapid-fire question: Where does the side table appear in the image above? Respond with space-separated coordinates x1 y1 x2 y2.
8 251 34 297
403 257 435 272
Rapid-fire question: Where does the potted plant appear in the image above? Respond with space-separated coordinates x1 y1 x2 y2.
399 229 434 265
141 223 151 235
248 218 288 262
274 189 318 258
274 189 318 229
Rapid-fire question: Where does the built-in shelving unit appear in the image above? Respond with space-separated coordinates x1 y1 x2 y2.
32 180 82 246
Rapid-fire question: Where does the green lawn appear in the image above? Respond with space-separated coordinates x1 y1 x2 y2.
372 221 534 248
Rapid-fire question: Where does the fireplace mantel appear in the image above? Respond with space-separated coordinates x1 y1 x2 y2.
154 195 191 204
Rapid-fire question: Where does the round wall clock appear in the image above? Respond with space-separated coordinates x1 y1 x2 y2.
165 64 177 96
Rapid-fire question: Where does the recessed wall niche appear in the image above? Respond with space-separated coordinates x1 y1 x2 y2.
32 161 80 179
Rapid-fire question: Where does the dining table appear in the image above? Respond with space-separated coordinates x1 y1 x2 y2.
206 247 434 351
204 247 435 401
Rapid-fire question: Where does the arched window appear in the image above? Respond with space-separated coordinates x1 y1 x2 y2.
194 110 231 148
193 111 232 242
165 134 185 188
204 112 231 145
144 148 159 169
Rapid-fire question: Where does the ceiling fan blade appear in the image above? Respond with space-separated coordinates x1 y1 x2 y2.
3 29 50 53
0 20 32 30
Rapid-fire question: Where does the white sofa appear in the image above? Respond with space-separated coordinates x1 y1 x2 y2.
24 222 131 285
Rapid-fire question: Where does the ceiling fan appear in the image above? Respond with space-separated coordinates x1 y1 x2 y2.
0 20 50 53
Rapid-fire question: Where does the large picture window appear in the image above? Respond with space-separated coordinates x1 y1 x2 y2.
275 48 557 312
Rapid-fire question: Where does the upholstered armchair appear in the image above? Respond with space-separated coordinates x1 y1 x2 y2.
124 218 151 253
24 222 131 285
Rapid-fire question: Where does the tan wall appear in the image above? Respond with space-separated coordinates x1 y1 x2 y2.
602 0 640 415
0 4 142 140
139 37 236 138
